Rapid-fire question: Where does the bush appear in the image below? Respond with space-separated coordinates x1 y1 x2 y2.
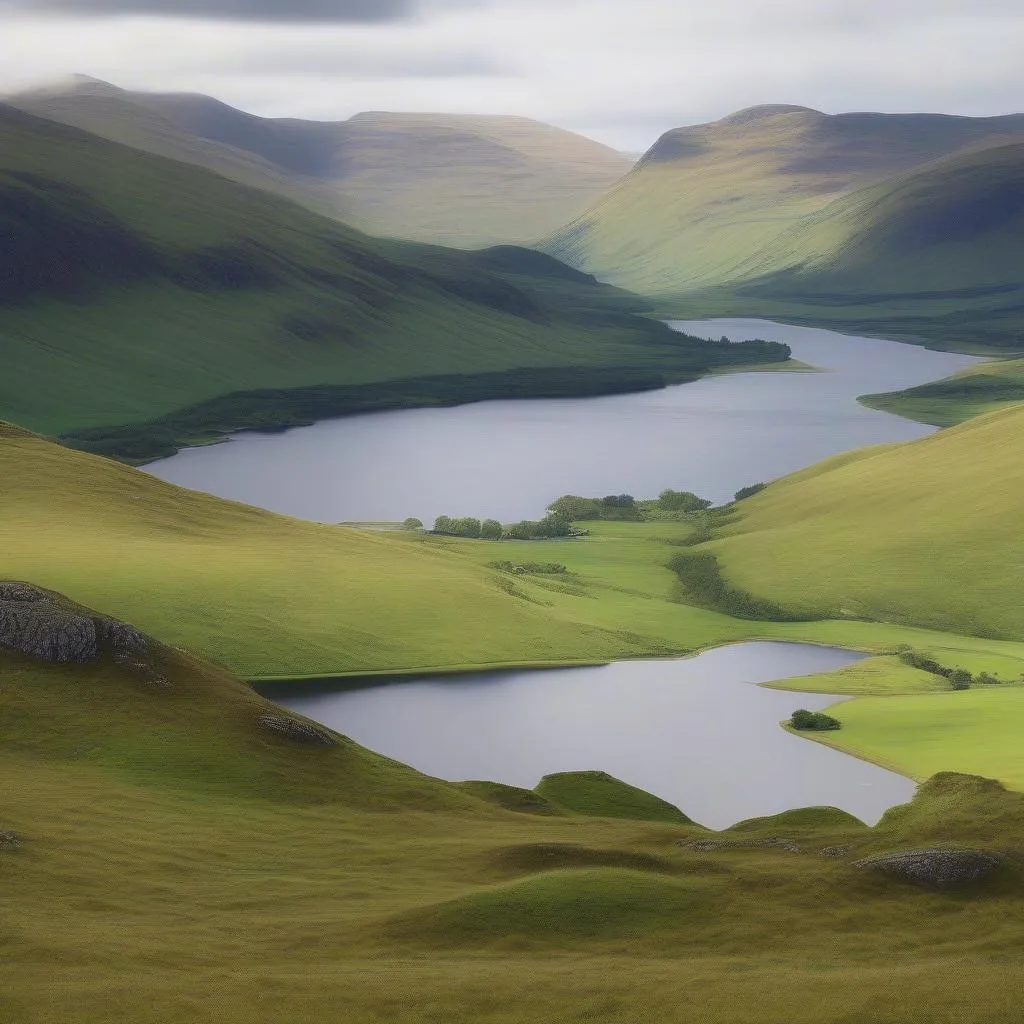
949 669 972 691
976 672 1001 685
790 709 841 731
658 489 712 513
734 483 767 502
402 517 423 531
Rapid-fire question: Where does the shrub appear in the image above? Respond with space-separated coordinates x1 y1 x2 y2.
401 517 423 531
790 709 841 731
658 489 712 513
734 483 767 501
976 672 1001 685
949 669 972 691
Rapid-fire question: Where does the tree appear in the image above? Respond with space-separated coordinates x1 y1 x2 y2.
455 517 482 539
949 669 972 691
402 517 423 531
432 515 455 535
480 519 503 540
658 489 712 513
503 521 536 540
790 709 841 731
547 495 604 520
734 483 767 502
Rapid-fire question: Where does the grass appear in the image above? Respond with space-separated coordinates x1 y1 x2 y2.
4 620 1024 1022
0 105 785 448
533 770 692 824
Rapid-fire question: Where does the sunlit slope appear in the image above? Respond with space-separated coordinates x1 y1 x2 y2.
545 105 1024 296
0 425 643 677
7 77 632 247
725 143 1024 350
0 105 747 439
708 404 1024 639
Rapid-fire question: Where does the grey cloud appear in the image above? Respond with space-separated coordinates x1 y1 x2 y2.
9 0 414 21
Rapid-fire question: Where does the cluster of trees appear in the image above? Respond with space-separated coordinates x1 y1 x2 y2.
430 513 581 541
896 649 1003 690
734 483 766 502
547 489 712 522
790 709 841 731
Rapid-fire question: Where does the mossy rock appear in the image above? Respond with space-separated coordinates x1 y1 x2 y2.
534 770 691 824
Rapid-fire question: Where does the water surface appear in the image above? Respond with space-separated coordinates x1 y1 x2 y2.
144 319 979 524
275 642 916 829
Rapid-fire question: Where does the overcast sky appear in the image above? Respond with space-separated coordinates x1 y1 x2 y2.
2 0 1022 151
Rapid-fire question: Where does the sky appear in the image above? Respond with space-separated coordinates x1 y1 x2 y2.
2 0 1023 151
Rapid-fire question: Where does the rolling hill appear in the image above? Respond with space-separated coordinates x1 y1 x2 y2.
7 76 633 247
544 104 1024 296
0 103 785 458
702 402 1024 639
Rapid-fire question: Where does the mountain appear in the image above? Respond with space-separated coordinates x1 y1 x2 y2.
544 104 1024 297
6 76 633 247
0 104 785 455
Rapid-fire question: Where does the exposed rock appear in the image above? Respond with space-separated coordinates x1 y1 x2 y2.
820 846 852 858
257 714 337 747
0 583 46 602
852 848 1003 888
0 596 98 662
96 618 149 663
680 836 803 854
0 831 21 850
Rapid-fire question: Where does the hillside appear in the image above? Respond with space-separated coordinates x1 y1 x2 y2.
0 104 785 457
6 76 633 247
545 105 1024 296
714 143 1024 351
0 421 672 678
4 585 1024 1021
702 403 1024 639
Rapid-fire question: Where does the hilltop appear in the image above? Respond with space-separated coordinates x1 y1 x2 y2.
6 76 633 247
0 104 785 457
545 104 1024 294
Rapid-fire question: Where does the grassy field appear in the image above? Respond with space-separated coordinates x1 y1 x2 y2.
8 76 634 248
0 105 782 451
3 611 1024 1023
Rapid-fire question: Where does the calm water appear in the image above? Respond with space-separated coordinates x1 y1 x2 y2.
145 318 979 523
275 642 916 829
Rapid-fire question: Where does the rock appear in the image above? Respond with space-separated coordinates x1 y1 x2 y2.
0 583 46 602
257 715 337 747
0 831 21 850
679 836 803 854
820 846 852 858
0 597 98 662
852 848 1003 888
96 618 149 663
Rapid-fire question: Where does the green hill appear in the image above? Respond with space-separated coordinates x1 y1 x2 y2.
7 76 633 247
545 105 1024 295
706 402 1024 639
0 103 785 458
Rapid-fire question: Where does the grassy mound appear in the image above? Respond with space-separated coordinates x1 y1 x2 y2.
483 843 678 877
385 868 709 946
0 105 784 454
457 781 564 816
535 770 692 823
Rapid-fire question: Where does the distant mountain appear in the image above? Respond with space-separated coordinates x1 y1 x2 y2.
0 104 785 458
544 104 1024 296
6 77 632 247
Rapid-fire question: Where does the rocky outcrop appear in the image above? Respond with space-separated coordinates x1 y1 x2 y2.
680 837 804 854
257 715 337 747
0 831 21 850
852 848 1003 888
820 846 852 858
0 582 166 684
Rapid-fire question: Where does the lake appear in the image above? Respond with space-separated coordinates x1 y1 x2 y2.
144 318 979 524
272 642 917 829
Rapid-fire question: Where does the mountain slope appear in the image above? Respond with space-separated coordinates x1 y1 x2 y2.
7 77 633 246
704 402 1024 639
0 104 785 452
545 105 1024 296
